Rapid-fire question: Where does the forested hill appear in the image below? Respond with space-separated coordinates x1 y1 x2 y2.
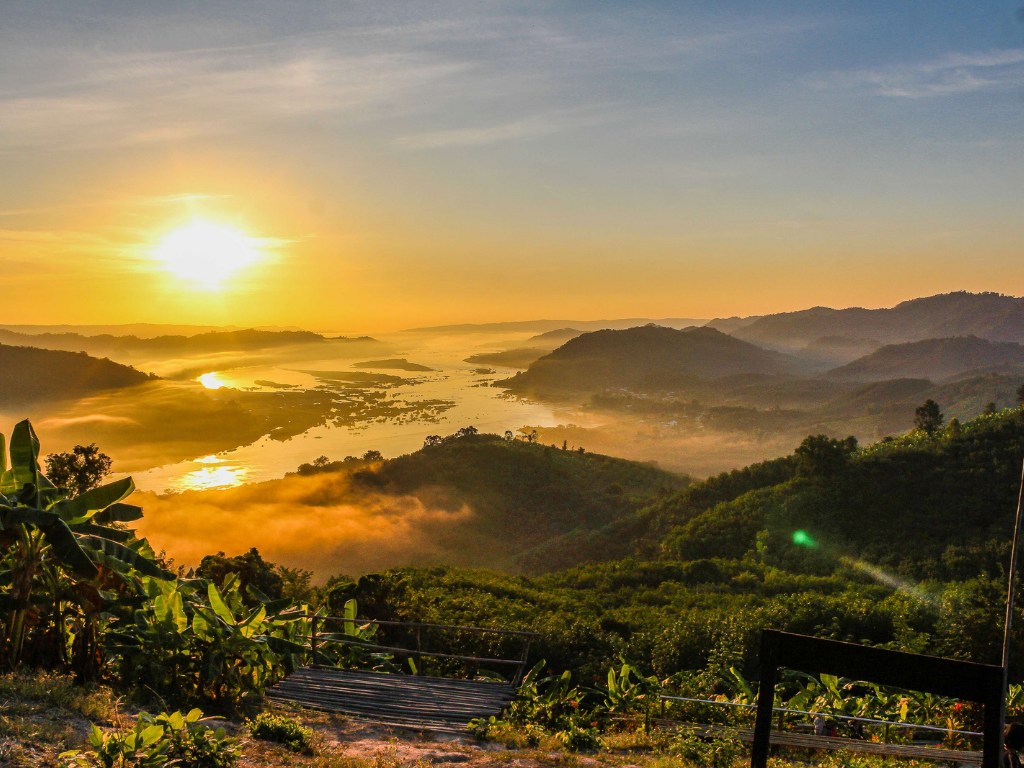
334 407 1024 682
723 291 1024 349
828 336 1024 382
346 430 686 572
500 325 801 395
0 344 154 406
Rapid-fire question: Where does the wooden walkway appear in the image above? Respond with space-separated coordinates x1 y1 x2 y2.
267 667 516 732
663 721 983 764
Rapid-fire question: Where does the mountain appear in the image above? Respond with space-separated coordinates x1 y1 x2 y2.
0 344 154 406
402 318 708 334
0 328 374 360
500 325 803 395
729 292 1024 351
828 336 1024 382
526 328 584 348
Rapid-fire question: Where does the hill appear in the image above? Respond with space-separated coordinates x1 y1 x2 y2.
350 430 685 572
403 318 708 334
321 407 1024 683
728 292 1024 351
526 328 584 348
0 344 154 406
0 328 374 359
828 336 1024 382
500 325 803 395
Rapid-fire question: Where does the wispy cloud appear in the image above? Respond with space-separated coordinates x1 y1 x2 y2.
821 48 1024 98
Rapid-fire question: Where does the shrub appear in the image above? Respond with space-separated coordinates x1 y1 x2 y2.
246 712 313 753
556 721 603 752
60 708 239 768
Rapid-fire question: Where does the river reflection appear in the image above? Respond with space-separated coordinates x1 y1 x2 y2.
132 335 600 493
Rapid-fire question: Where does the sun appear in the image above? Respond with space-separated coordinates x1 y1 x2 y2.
153 221 262 288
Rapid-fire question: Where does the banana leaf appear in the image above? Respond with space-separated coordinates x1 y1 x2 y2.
9 420 39 489
56 477 135 522
77 535 173 579
70 522 133 543
93 502 143 524
208 583 236 625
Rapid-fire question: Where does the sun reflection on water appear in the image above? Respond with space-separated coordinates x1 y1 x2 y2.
169 456 250 492
198 372 227 389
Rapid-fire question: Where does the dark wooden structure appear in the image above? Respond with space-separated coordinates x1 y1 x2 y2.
266 615 538 731
752 630 1004 768
665 721 982 764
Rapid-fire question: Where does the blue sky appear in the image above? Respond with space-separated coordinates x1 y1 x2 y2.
0 1 1022 328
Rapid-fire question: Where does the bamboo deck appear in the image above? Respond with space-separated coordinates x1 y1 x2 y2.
266 667 515 732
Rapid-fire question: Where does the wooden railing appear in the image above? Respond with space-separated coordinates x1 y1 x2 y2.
305 614 540 686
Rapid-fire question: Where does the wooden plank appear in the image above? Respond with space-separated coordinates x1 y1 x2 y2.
276 676 513 703
268 665 514 730
293 668 514 693
662 721 983 763
266 690 495 723
268 688 503 720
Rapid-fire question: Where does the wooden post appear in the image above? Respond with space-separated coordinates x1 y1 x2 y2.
751 631 778 768
310 614 318 668
415 625 422 675
1001 457 1024 762
513 637 533 686
777 708 784 732
884 723 889 744
985 693 1005 768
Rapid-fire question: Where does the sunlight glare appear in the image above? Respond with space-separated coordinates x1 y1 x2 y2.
154 221 261 288
198 372 227 389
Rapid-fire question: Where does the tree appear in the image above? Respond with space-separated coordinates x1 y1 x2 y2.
1017 383 1024 407
914 399 944 435
312 455 330 468
794 434 858 477
984 402 998 415
362 450 383 461
44 444 112 498
197 548 284 604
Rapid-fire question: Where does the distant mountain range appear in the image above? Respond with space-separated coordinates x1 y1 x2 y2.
501 325 802 394
0 344 154 406
828 336 1024 382
709 292 1024 353
0 328 375 360
402 318 707 334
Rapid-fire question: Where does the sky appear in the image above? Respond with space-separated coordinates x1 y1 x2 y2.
1 1 1023 331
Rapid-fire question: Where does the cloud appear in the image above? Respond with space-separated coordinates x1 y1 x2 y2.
132 470 479 575
822 48 1024 98
394 113 581 149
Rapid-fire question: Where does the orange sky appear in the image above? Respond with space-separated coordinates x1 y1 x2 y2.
2 3 1023 332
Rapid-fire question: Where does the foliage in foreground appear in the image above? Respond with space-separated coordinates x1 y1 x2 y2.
246 712 313 753
59 708 240 768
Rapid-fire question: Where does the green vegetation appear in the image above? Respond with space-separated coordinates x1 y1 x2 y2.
60 709 240 768
246 712 313 752
350 428 686 572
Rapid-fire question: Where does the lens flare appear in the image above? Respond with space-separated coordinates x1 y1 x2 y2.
793 529 817 548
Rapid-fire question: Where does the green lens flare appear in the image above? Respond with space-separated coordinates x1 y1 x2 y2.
792 530 817 548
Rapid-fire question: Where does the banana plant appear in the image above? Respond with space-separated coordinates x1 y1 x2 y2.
0 419 171 668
